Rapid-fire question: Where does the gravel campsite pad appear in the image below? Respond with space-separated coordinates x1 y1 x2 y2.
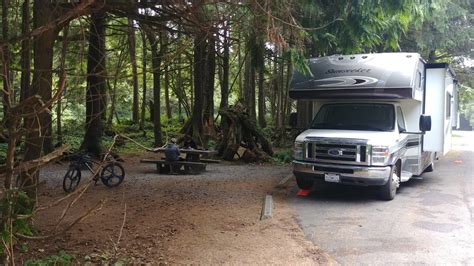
18 154 329 264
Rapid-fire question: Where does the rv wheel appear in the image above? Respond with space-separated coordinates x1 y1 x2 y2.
379 164 399 201
425 152 436 173
295 176 314 190
424 163 434 173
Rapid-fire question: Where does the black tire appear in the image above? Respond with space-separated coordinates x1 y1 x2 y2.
379 164 399 201
424 162 434 173
423 153 435 173
63 165 82 193
100 162 125 187
296 176 314 190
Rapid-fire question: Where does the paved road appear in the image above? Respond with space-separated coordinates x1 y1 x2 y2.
289 130 473 265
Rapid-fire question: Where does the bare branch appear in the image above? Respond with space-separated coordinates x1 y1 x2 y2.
16 199 105 240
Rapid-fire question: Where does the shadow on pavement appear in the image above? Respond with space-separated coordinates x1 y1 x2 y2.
291 173 441 203
292 183 381 203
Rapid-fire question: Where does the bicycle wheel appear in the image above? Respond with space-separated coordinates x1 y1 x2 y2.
63 165 81 193
100 162 125 187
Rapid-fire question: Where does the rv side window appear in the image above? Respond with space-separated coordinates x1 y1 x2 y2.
396 107 406 132
446 92 452 119
416 71 422 88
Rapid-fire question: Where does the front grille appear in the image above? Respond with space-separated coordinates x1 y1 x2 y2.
305 141 369 165
313 166 354 174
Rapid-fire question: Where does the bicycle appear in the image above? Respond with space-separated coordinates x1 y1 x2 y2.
63 153 125 193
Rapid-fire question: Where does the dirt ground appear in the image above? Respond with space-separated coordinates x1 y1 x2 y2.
17 153 331 264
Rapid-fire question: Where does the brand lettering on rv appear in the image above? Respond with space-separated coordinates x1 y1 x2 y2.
325 68 371 74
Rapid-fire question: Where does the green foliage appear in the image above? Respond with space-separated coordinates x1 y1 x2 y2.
288 48 313 77
207 139 217 150
398 0 472 125
0 142 23 165
0 189 35 257
162 116 185 141
0 143 7 165
271 149 293 165
465 104 474 127
20 243 29 253
400 0 472 60
25 251 75 266
297 0 422 55
457 68 474 127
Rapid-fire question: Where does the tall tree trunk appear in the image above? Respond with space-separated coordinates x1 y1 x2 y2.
1 0 10 138
24 1 54 158
243 34 257 121
258 60 266 128
139 30 147 130
276 52 284 129
243 52 251 105
243 53 256 120
0 3 13 264
146 29 163 147
203 36 216 140
21 0 58 200
254 33 266 129
189 54 194 111
127 18 139 124
56 25 69 145
106 80 116 128
278 57 286 129
219 26 230 111
270 55 278 121
1 0 10 126
172 49 191 119
283 57 293 127
164 65 171 119
20 0 30 103
81 11 107 155
107 36 126 129
29 0 56 154
237 31 243 99
190 31 206 145
176 46 184 119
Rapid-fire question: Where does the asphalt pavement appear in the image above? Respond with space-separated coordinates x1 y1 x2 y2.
289 130 473 265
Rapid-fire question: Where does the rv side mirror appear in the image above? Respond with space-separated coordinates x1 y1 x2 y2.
419 115 431 132
289 112 298 128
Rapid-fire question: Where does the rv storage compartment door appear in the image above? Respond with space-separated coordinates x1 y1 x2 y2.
423 65 454 155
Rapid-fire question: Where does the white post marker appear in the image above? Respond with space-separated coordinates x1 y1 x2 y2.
260 195 273 220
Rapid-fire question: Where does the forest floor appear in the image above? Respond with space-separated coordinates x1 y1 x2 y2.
17 153 331 264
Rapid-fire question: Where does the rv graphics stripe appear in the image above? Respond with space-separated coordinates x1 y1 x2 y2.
308 76 379 87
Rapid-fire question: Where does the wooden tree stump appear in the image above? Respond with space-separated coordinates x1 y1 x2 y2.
218 104 273 161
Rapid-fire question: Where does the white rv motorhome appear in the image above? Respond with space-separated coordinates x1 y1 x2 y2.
290 53 457 200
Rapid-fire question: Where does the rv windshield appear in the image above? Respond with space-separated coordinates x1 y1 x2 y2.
311 103 395 131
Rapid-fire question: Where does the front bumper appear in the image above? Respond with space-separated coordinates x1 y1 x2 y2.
293 160 391 186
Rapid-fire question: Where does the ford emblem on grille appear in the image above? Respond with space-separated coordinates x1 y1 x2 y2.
328 149 343 156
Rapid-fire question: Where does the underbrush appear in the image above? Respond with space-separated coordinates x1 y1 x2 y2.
0 116 298 162
271 149 293 165
25 251 75 265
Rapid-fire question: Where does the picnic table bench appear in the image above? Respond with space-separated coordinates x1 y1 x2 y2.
140 159 207 174
140 148 219 174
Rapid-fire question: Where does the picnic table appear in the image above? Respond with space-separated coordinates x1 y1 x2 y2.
140 148 219 174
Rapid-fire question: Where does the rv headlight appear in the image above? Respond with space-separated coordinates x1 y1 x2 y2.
371 146 390 166
293 141 304 160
